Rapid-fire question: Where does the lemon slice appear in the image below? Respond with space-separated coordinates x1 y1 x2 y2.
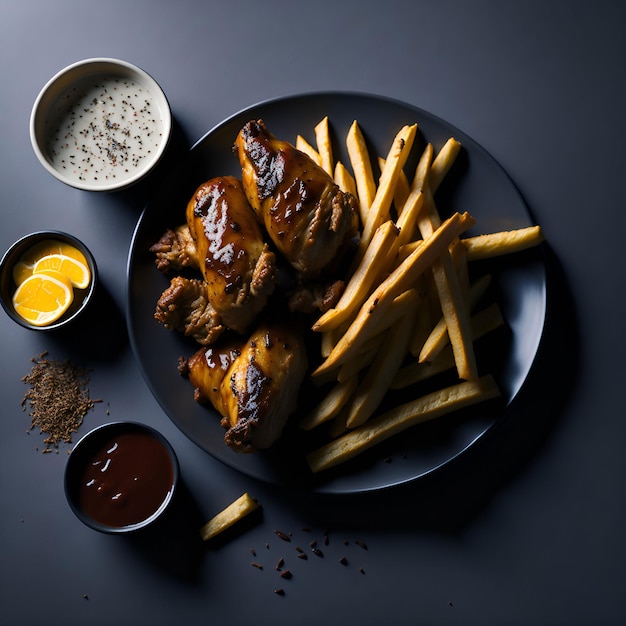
33 253 91 289
12 239 89 286
12 269 74 326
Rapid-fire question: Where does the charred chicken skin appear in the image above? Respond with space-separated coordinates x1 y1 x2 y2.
154 276 225 346
186 176 277 333
234 119 359 277
181 323 307 453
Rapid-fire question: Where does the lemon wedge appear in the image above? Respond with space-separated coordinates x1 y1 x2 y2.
32 253 90 289
12 239 89 286
12 269 74 326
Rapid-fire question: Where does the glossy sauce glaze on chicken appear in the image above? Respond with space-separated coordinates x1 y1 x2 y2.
186 176 277 333
235 119 359 277
179 323 307 453
151 122 360 453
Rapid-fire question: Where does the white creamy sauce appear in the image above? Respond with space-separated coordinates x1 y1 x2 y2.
45 76 164 185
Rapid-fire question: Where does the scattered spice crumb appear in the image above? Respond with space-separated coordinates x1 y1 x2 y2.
83 594 89 600
274 530 291 542
449 601 454 607
21 352 100 452
251 527 371 594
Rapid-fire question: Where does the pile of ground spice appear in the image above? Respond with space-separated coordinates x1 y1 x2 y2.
21 352 100 453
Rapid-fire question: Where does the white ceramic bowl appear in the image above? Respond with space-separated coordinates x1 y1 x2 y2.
30 58 172 192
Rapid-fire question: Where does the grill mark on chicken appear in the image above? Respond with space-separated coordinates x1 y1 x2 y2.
181 323 307 453
235 119 359 277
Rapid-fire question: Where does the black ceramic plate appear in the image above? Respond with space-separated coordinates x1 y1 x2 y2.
127 92 546 494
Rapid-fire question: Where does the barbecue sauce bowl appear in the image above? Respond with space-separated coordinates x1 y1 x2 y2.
64 422 179 534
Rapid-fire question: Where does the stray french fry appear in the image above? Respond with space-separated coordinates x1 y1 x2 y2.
315 116 334 176
299 376 359 431
463 225 544 261
346 120 376 224
306 375 501 473
199 493 260 541
312 212 475 377
295 135 321 166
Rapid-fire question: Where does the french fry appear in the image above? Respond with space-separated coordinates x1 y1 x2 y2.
399 225 545 261
313 219 400 332
359 124 418 253
463 225 544 261
414 145 477 380
346 120 376 224
395 302 505 389
312 211 475 378
431 253 478 379
199 493 260 541
336 332 386 382
418 274 492 363
306 375 501 473
320 288 419 384
295 134 322 166
430 137 461 193
334 161 357 197
315 116 334 176
297 118 544 475
299 376 358 431
378 156 410 214
346 291 419 428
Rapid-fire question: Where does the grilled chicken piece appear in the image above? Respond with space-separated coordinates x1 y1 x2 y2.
149 224 198 273
186 176 277 333
181 323 307 453
234 119 359 277
155 276 224 345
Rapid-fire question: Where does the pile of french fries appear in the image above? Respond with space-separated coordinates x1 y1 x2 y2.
295 116 544 474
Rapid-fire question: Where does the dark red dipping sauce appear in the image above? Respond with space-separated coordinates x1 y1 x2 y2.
77 430 175 528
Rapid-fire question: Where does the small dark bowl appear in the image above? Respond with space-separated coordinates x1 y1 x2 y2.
0 230 98 331
65 421 179 534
